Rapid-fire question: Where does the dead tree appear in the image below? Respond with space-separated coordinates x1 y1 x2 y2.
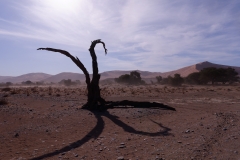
38 39 107 110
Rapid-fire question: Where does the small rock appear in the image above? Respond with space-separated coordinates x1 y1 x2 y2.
14 133 19 138
117 156 124 160
185 130 190 133
119 145 125 148
74 154 78 157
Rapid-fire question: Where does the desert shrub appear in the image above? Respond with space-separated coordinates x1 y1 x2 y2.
10 90 18 95
185 67 239 85
156 76 163 84
2 87 11 92
115 71 146 85
59 79 81 86
5 82 13 86
22 80 34 85
185 72 202 84
115 74 131 84
161 78 169 85
161 74 184 86
31 87 39 93
48 87 53 95
36 81 44 85
169 74 184 86
0 98 8 105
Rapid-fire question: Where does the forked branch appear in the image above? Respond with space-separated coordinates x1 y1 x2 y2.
89 39 107 55
37 48 91 85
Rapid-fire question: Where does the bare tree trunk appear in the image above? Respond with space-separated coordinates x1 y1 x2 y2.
37 39 107 110
85 39 107 109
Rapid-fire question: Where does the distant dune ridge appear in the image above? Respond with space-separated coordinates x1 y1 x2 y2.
0 73 52 83
0 76 13 81
1 61 239 83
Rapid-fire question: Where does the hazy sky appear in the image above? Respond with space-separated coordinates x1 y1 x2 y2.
0 0 239 76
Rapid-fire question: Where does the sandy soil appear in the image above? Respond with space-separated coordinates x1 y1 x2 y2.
0 84 239 160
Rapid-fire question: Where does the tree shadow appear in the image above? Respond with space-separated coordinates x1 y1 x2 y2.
102 111 173 136
30 112 104 160
104 100 176 111
30 101 175 160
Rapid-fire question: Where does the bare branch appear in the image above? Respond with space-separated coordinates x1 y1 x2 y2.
37 48 90 85
89 39 108 55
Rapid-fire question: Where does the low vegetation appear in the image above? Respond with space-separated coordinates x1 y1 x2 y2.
185 67 239 85
115 71 146 85
156 74 184 86
0 98 8 105
155 67 239 86
0 82 12 87
1 87 11 92
58 79 81 86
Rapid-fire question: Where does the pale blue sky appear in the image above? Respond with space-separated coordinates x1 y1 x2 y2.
0 0 239 76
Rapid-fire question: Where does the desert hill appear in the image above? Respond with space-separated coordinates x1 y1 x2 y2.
157 61 240 78
43 70 163 83
1 61 239 83
43 72 86 83
0 73 52 83
0 76 13 81
195 61 240 74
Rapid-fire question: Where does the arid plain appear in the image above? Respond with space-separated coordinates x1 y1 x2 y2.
0 84 239 160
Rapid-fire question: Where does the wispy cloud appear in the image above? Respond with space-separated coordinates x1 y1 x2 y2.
0 0 239 75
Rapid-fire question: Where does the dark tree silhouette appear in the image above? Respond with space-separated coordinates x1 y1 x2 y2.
34 39 176 159
38 39 107 110
38 39 176 111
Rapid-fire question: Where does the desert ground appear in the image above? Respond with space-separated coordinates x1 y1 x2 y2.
0 84 239 160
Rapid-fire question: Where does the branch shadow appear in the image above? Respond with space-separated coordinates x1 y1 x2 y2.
104 100 176 111
30 101 175 160
102 111 173 136
30 112 104 160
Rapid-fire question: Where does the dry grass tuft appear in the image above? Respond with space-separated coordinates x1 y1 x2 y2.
0 98 8 105
3 94 9 97
2 87 11 92
10 90 18 95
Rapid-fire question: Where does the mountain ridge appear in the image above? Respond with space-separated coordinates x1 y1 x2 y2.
0 73 52 83
1 61 239 83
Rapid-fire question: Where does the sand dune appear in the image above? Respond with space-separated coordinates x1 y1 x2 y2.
0 76 13 81
0 73 52 83
43 72 86 83
1 61 239 83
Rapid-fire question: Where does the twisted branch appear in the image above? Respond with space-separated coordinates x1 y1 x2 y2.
37 48 90 85
89 39 107 55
